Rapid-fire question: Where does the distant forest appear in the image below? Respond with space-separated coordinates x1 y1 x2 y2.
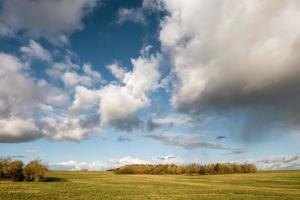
113 163 257 175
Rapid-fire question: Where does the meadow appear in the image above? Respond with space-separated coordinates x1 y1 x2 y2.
0 170 299 200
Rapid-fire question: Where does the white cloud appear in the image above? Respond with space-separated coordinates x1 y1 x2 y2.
38 104 54 113
116 0 164 24
0 0 98 43
116 8 145 24
98 85 145 126
256 154 300 170
63 71 93 87
20 40 52 61
69 86 100 114
41 115 95 141
47 59 101 88
142 0 165 11
46 59 80 79
99 54 160 128
0 52 71 142
0 53 45 116
83 63 101 80
107 62 127 81
0 53 24 72
152 113 194 127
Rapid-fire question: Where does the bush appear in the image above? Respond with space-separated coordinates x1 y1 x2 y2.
24 160 48 182
0 157 11 178
9 160 24 181
0 158 24 181
0 158 48 182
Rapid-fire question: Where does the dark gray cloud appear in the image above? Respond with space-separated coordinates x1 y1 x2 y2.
216 136 226 140
0 0 98 43
116 136 132 142
145 133 244 154
159 0 300 140
0 117 42 143
110 116 144 132
145 119 163 131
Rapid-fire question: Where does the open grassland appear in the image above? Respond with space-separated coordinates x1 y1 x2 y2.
0 170 300 200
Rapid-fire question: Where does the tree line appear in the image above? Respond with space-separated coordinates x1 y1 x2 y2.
0 158 48 182
114 163 257 175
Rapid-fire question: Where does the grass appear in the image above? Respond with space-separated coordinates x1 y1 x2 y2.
0 170 300 199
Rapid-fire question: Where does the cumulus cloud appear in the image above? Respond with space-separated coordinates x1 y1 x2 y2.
99 54 160 129
63 71 92 87
0 53 67 117
146 133 244 154
83 63 101 80
0 52 94 143
20 40 52 61
47 58 101 88
41 115 96 141
157 0 300 138
69 86 100 114
106 62 127 81
0 0 98 43
52 155 184 171
0 117 41 143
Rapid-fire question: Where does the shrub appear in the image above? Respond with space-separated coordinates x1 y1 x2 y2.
0 157 11 178
9 160 24 181
24 160 48 182
0 158 24 181
0 158 48 182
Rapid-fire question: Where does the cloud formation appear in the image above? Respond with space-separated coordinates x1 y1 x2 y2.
117 8 146 24
0 45 99 142
146 133 244 154
116 0 164 24
157 0 300 138
99 54 160 129
0 117 41 143
257 154 300 170
20 40 52 62
0 38 161 142
0 0 98 43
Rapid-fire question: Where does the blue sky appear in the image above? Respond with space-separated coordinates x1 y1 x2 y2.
0 0 300 171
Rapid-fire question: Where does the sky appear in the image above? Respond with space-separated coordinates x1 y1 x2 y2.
0 0 300 171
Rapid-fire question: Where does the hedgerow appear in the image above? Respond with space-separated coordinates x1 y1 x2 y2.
114 163 256 175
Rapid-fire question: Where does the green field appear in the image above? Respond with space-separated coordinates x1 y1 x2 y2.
0 170 300 200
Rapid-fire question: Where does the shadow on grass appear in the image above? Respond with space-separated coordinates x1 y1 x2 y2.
45 177 68 182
